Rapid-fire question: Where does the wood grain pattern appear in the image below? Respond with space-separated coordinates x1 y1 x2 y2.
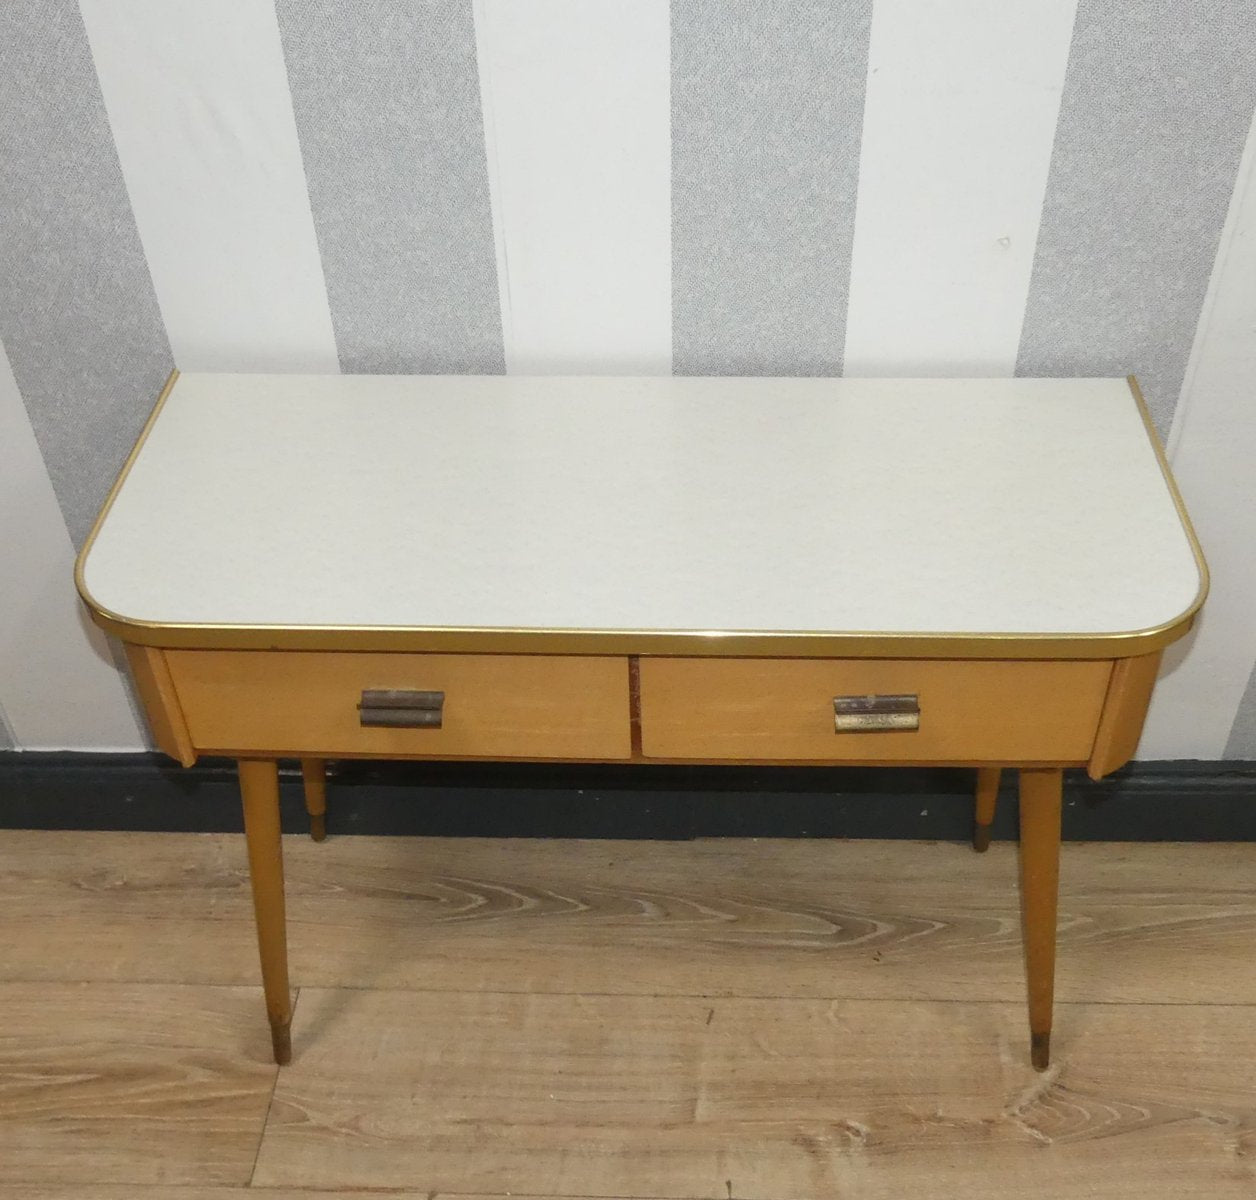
6 1163 1255 1200
0 1191 451 1200
3 832 1256 1197
5 833 1256 1006
165 650 632 760
252 989 1256 1196
639 657 1112 762
1088 651 1163 779
0 983 276 1185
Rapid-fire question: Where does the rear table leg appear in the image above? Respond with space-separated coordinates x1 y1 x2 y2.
301 758 327 842
973 767 1001 852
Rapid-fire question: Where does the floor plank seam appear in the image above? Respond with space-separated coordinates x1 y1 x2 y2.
161 983 1256 1009
247 987 296 1187
4 978 1256 1008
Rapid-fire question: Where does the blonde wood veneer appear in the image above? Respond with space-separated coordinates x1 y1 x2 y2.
638 657 1113 763
123 645 195 767
165 651 632 760
1087 651 1163 779
1018 768 1063 1070
973 766 1001 852
238 759 292 1065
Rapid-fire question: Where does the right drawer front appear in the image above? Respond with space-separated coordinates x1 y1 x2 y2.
638 657 1112 763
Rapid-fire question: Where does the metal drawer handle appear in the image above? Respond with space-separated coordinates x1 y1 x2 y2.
834 693 919 733
359 689 444 729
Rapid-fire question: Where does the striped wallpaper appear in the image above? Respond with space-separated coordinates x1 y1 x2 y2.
1 1 1254 759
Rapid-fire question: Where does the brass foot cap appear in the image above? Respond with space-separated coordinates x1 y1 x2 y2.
271 1022 292 1066
973 823 992 853
1031 1031 1051 1072
310 814 326 842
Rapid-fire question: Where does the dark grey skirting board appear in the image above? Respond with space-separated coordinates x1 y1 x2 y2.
1 754 1253 842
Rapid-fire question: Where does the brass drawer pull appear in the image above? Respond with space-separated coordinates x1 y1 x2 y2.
359 689 444 728
834 693 919 733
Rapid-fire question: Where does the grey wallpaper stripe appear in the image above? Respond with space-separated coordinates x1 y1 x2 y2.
1016 0 1256 434
0 0 174 547
1224 663 1256 759
671 0 873 376
276 0 504 375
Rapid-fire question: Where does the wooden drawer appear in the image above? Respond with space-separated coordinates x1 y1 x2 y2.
638 657 1113 763
164 650 632 760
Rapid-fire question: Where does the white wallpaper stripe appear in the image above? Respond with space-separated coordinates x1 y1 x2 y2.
1139 109 1256 760
843 0 1077 377
79 0 338 375
0 338 144 750
475 0 672 375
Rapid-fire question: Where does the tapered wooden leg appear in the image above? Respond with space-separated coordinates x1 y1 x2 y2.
1018 767 1062 1071
973 767 1001 852
239 759 292 1065
300 758 327 842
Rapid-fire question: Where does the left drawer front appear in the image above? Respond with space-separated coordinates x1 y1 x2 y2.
165 650 631 760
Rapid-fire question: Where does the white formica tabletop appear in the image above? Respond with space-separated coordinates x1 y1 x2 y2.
78 374 1204 657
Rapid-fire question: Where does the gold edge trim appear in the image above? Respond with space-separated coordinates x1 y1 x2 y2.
76 372 1205 661
83 610 1196 660
1125 374 1210 617
75 367 181 614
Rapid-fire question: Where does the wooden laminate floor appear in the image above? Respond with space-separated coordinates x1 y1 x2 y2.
2 830 1256 1198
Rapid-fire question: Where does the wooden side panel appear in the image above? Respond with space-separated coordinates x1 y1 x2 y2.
1087 651 1163 780
639 657 1112 764
123 644 195 766
166 650 632 761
